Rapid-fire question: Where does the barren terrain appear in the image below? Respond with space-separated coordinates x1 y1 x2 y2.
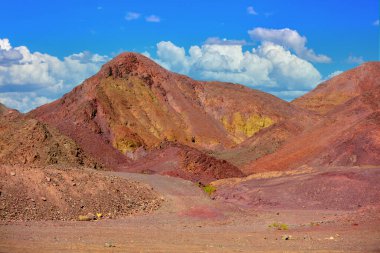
1 55 379 252
1 167 380 252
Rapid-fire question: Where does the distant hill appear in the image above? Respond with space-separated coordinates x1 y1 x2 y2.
244 62 380 173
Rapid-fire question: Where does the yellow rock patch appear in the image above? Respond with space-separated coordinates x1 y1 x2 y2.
222 112 273 142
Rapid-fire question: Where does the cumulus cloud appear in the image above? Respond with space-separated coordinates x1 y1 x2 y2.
0 92 52 113
270 90 308 101
125 12 140 21
204 37 246 46
247 6 258 15
0 26 326 110
326 70 343 80
374 19 379 26
145 15 161 23
149 40 322 100
0 39 12 50
0 38 108 112
347 55 364 64
249 28 331 63
0 39 23 66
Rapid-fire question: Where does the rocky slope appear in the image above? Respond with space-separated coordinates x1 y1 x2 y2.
0 165 162 221
0 104 97 168
29 52 308 179
292 62 380 115
244 63 380 173
121 142 244 184
25 54 380 176
212 166 380 210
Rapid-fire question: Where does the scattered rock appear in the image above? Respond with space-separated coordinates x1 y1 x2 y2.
46 177 51 182
0 166 161 221
86 213 96 220
77 213 97 221
281 235 292 240
72 183 76 186
104 242 115 248
78 215 92 221
10 172 16 176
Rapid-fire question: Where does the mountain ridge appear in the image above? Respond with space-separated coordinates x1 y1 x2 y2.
29 52 306 169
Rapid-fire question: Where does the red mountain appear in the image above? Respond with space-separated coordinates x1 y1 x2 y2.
244 62 380 173
29 52 307 179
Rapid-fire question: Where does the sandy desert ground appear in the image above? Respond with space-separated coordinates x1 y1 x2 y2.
1 167 379 252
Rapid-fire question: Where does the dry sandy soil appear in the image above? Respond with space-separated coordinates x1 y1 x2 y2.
1 167 379 252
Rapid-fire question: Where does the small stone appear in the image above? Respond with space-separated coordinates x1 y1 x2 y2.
281 235 292 240
10 172 16 176
72 183 76 186
86 213 96 220
46 177 51 182
78 215 92 221
104 242 115 248
41 197 47 201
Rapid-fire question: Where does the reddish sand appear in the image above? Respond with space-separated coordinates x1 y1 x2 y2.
1 167 380 252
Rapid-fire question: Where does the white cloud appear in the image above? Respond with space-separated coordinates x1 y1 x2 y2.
150 40 322 100
0 38 108 112
247 6 258 15
156 41 189 73
0 38 23 66
125 12 141 21
326 70 343 80
145 15 161 23
0 92 52 113
347 55 364 64
204 37 246 46
0 26 326 110
270 90 308 101
374 19 379 26
249 27 331 63
0 39 12 50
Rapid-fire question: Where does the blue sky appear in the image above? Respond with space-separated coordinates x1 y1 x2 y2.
0 0 378 112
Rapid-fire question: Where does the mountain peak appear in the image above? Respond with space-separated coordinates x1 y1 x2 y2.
99 52 169 79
